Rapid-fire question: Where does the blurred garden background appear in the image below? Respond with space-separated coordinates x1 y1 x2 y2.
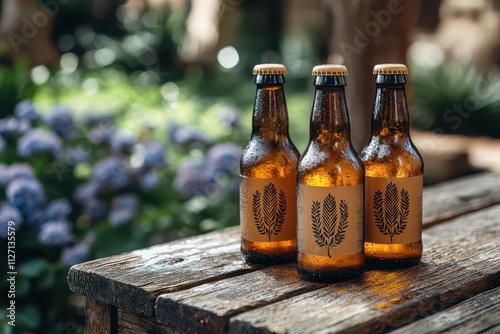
0 0 499 332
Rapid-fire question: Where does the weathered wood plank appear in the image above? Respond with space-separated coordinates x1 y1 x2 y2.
68 227 263 317
117 309 186 334
156 263 326 333
69 172 500 321
229 204 500 334
422 172 500 228
85 298 117 334
390 286 500 334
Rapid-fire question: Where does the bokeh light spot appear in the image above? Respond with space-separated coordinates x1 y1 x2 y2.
31 65 50 85
217 46 239 69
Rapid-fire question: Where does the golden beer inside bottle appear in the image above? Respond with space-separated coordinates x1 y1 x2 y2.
361 64 424 269
240 64 299 264
296 64 364 282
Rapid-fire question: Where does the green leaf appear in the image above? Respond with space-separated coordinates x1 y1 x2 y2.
18 306 41 329
20 258 48 278
16 276 31 298
37 268 56 290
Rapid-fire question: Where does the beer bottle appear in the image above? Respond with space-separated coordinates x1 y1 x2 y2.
297 64 365 282
361 63 424 269
240 64 300 264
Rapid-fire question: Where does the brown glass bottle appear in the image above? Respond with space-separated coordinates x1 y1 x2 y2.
361 64 424 269
240 64 300 264
297 65 364 282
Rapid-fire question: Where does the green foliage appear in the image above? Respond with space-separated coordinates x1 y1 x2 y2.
411 62 500 138
0 59 35 114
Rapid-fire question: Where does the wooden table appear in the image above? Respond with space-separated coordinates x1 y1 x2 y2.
67 172 500 334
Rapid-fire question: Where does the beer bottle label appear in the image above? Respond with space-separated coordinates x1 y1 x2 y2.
240 175 296 242
365 175 423 244
297 184 364 257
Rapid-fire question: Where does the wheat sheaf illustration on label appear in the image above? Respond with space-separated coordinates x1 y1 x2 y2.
373 182 410 243
311 194 348 257
252 182 287 241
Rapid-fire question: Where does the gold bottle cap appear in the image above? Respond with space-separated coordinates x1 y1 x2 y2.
253 64 287 75
312 64 348 76
373 63 408 75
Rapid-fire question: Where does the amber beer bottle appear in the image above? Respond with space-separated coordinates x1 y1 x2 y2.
297 65 364 282
361 64 424 268
240 64 300 264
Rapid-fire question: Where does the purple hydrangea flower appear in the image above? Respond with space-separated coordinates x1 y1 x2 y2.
82 113 113 127
0 136 5 153
205 142 242 176
82 199 107 223
134 141 167 168
46 199 72 220
38 220 74 246
14 100 40 123
168 123 211 150
7 163 35 184
0 117 32 137
173 158 214 198
17 129 62 158
108 193 138 226
60 242 91 265
27 205 49 232
44 105 74 138
92 157 129 190
88 123 115 145
74 182 99 204
66 146 90 166
7 178 46 215
111 132 135 154
140 169 160 190
0 204 23 238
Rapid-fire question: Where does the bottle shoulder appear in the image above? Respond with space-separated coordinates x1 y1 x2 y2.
360 137 424 178
297 143 364 186
240 137 299 178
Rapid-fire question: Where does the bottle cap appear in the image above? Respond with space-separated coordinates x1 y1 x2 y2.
373 63 408 75
312 64 348 76
253 64 287 75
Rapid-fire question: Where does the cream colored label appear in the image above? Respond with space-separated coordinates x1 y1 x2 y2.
240 176 296 242
297 184 364 257
365 176 423 244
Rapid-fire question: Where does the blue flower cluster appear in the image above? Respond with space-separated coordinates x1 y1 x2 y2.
0 160 77 256
44 105 75 139
17 129 63 158
0 98 243 271
173 142 242 199
109 193 138 226
168 122 211 150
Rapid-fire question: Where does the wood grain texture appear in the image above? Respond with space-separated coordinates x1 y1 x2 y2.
156 263 326 333
70 172 500 328
68 227 263 317
117 309 187 334
389 286 500 334
422 172 500 228
85 298 116 334
229 204 500 334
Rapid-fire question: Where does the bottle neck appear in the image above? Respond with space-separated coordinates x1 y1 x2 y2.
371 84 410 138
252 84 289 138
310 86 350 143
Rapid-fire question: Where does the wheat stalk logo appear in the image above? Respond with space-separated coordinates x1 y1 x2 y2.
252 182 287 241
311 194 349 257
373 182 410 243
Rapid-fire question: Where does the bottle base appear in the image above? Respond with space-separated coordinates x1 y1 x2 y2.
297 266 364 283
242 249 296 265
365 256 421 269
241 238 297 265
